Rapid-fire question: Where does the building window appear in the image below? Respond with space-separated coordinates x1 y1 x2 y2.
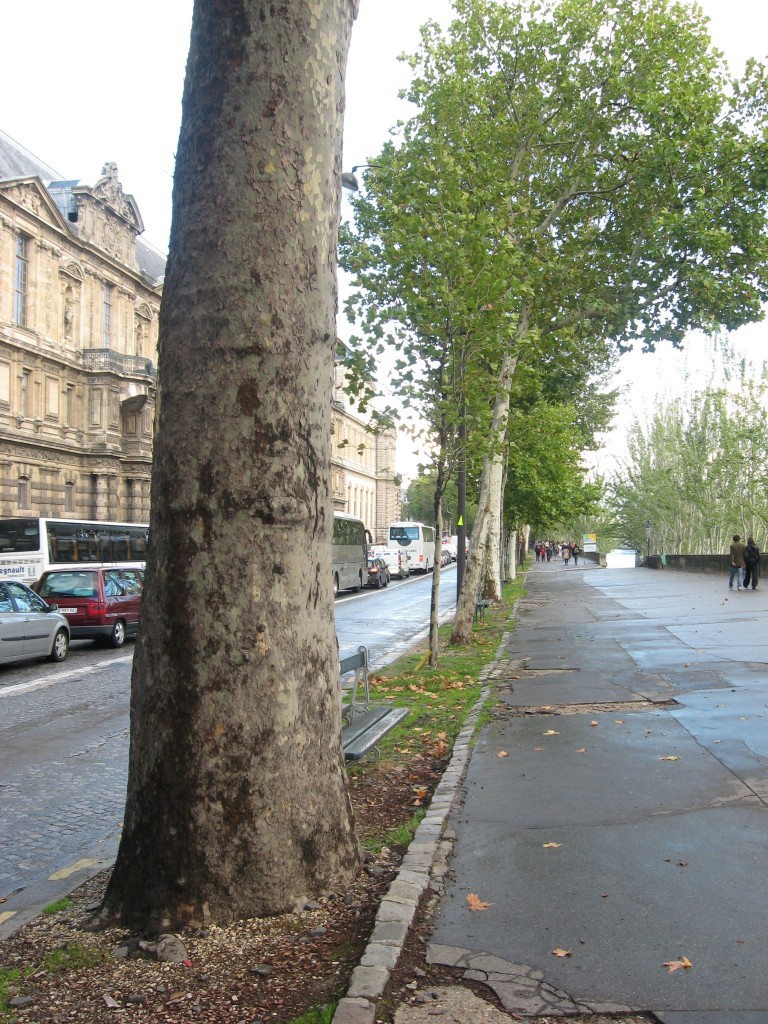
102 284 113 347
17 477 28 510
14 235 29 327
20 369 32 417
65 384 75 426
65 481 75 513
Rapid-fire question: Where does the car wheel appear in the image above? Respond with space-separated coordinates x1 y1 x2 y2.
49 628 69 662
110 620 126 648
384 572 389 587
376 574 383 588
334 574 340 597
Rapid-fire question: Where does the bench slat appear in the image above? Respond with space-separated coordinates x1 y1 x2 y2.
343 707 409 762
341 705 393 746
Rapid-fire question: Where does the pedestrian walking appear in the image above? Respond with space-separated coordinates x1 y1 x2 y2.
728 534 746 591
562 543 571 566
572 543 581 566
546 542 552 562
743 536 760 590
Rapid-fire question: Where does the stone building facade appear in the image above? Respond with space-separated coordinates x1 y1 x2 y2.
331 365 401 543
0 129 401 535
0 131 163 523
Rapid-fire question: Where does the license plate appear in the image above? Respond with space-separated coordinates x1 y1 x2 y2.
59 607 78 614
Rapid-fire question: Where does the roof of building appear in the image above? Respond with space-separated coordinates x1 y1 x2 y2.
0 129 61 182
0 128 165 288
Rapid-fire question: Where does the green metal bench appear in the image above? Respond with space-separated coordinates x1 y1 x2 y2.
339 645 409 761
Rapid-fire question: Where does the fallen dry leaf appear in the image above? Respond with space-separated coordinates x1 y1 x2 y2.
663 956 692 973
552 948 572 958
543 729 560 736
590 720 599 727
660 755 680 761
497 750 509 758
534 746 544 752
576 747 586 753
615 720 624 724
103 993 121 1008
467 893 492 911
542 842 562 848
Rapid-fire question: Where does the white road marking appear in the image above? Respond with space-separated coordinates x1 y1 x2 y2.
0 654 133 698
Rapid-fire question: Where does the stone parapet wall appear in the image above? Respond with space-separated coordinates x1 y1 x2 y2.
644 554 730 575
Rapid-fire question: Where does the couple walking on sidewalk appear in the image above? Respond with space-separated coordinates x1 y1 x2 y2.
401 563 768 1024
729 533 760 591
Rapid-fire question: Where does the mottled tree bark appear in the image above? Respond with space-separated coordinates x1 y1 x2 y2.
104 0 360 931
452 343 520 645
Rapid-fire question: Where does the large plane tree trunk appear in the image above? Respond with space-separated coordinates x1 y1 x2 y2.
104 0 360 932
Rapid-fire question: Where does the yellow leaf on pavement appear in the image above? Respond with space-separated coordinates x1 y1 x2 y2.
542 842 562 848
497 750 509 757
552 948 572 958
663 956 692 973
467 893 492 911
660 756 680 761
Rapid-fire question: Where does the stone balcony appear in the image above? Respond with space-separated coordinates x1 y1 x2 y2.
81 348 156 379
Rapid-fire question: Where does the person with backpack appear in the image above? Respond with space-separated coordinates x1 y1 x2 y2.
743 536 760 590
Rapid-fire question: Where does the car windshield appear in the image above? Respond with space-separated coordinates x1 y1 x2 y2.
37 571 99 599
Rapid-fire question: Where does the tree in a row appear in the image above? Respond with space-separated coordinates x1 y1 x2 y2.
609 378 768 555
341 0 768 644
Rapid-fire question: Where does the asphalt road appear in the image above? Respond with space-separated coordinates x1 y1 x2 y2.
0 565 456 935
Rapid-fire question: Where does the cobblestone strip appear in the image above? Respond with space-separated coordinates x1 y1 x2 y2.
332 631 508 1024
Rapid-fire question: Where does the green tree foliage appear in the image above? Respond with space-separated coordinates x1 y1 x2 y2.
341 0 768 639
404 471 477 534
610 382 768 554
504 402 602 535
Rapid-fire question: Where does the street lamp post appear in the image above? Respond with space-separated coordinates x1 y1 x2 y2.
341 164 381 192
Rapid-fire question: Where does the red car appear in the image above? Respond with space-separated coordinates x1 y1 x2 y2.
34 566 144 648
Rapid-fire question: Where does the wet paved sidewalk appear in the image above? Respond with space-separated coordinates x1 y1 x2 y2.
427 562 768 1023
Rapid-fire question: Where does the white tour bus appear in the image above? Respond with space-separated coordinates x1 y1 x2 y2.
388 521 436 573
332 512 370 595
0 517 149 585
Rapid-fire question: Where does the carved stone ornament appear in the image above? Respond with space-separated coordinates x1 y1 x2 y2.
6 183 43 217
93 163 136 225
60 260 85 282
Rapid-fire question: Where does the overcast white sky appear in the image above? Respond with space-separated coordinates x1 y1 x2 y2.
1 0 766 476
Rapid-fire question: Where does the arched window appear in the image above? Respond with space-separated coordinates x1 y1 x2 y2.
17 476 29 510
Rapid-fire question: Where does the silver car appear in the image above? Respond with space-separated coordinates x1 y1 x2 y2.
0 580 70 665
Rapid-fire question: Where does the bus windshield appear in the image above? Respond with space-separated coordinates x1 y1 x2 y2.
390 526 419 543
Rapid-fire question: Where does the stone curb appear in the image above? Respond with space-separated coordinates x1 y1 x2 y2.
331 630 509 1024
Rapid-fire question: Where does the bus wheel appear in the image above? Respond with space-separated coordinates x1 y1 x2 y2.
334 574 339 597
